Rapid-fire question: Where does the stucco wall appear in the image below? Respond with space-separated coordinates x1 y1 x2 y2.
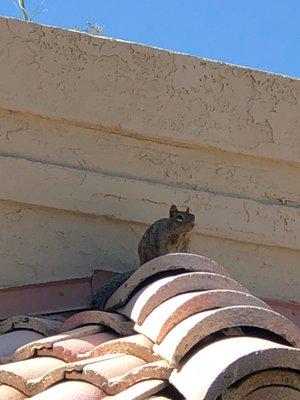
0 17 299 302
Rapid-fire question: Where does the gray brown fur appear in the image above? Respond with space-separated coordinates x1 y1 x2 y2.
138 205 195 264
92 205 195 310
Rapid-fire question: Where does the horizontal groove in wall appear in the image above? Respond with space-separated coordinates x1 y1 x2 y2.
0 155 299 251
0 151 299 210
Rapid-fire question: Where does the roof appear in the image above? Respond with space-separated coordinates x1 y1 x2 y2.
0 253 299 399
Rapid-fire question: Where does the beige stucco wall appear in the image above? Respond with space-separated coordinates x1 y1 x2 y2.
0 17 299 302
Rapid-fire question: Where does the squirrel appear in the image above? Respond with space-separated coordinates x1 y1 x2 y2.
92 205 195 310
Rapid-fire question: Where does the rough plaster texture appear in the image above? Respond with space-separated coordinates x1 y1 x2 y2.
0 17 299 302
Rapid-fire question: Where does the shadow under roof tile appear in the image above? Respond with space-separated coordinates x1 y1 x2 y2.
245 386 300 400
30 380 107 399
61 311 134 336
119 272 249 325
103 379 168 400
104 253 230 311
222 368 300 399
0 330 44 362
170 336 300 400
154 305 300 366
136 290 271 343
0 384 28 400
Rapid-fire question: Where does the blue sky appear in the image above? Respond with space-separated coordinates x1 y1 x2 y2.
1 0 300 78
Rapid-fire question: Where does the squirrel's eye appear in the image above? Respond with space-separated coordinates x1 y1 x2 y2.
177 215 184 222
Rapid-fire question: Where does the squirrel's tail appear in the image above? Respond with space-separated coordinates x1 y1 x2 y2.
92 270 133 311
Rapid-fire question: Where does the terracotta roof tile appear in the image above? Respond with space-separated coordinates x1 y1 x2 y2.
154 305 300 365
221 368 300 399
61 311 134 335
0 252 299 399
0 356 66 395
79 334 160 363
104 253 230 311
0 315 61 336
0 384 28 399
170 336 300 399
102 379 168 399
0 330 44 363
119 272 249 325
12 325 105 362
30 380 107 399
67 357 172 395
135 290 271 343
37 331 120 362
243 386 299 400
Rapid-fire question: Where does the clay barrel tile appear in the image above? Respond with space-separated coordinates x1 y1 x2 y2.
0 330 44 364
66 354 146 393
170 336 300 400
0 316 62 336
222 368 300 400
61 310 134 335
25 353 128 395
37 331 120 362
103 379 168 400
0 356 66 395
136 290 271 343
0 384 28 400
244 386 300 400
29 380 107 399
104 253 230 310
104 360 172 395
154 305 300 366
13 325 105 362
79 334 160 363
67 356 172 395
120 272 249 325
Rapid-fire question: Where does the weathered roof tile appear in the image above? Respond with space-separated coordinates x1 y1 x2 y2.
102 379 167 399
30 380 106 399
37 331 119 362
0 330 44 363
61 311 134 335
136 290 271 343
0 252 299 399
79 334 160 363
119 272 249 325
0 384 28 400
170 336 300 399
105 253 230 310
12 325 105 362
154 306 300 365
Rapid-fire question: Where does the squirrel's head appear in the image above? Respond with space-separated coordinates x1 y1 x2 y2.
168 205 195 233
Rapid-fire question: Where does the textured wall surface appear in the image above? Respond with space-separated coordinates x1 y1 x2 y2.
0 17 299 302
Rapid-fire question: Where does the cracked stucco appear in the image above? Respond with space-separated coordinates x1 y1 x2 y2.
0 17 299 302
1 17 300 162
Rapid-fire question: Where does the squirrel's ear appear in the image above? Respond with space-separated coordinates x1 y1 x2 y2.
169 205 178 217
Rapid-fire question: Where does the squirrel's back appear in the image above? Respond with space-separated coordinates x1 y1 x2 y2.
92 270 133 310
138 218 168 264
